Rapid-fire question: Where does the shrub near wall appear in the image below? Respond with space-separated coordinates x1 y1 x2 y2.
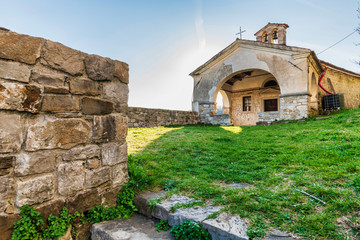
128 107 199 128
0 28 129 239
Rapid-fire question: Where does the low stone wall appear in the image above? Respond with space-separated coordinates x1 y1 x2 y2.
258 111 280 122
0 28 129 238
128 107 199 128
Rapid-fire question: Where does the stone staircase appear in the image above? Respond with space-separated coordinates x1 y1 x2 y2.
91 191 298 240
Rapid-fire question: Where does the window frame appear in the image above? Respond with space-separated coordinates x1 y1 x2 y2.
243 96 251 112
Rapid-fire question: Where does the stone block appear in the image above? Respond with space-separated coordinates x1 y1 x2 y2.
15 151 57 177
0 156 14 176
16 174 54 206
74 221 92 240
133 191 167 218
62 145 100 161
0 176 15 212
44 86 69 94
0 31 45 64
0 60 31 83
0 213 21 240
70 78 100 95
114 60 129 84
86 159 101 169
168 205 222 226
154 195 199 221
41 94 80 113
85 167 110 188
40 40 85 76
58 162 84 196
101 187 120 207
31 68 67 88
202 213 249 240
37 199 65 222
0 113 23 153
103 81 128 105
84 54 114 81
93 115 127 143
101 142 127 166
81 97 113 115
25 117 91 151
0 81 42 113
66 189 101 214
111 162 128 187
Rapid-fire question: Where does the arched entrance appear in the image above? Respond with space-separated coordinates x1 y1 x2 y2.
214 69 281 126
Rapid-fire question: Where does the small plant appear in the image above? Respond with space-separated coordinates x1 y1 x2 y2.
246 216 267 239
350 177 360 195
155 219 170 232
12 205 44 240
43 208 82 239
170 220 212 240
149 197 162 210
169 201 204 212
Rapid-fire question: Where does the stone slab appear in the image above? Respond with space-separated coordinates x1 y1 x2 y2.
58 161 85 196
0 60 31 83
62 145 100 161
15 151 57 176
134 191 167 218
84 54 114 81
168 205 222 226
154 194 199 221
0 113 23 153
91 213 174 240
202 213 249 240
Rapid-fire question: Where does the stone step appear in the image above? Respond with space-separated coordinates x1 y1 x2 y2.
91 213 174 240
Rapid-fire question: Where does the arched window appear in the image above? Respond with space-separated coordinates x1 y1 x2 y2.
262 32 269 43
264 80 278 87
271 29 278 44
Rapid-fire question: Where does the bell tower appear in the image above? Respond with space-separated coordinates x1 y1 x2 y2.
254 23 289 45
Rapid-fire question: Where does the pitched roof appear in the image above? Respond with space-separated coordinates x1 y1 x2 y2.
320 60 360 77
189 39 311 76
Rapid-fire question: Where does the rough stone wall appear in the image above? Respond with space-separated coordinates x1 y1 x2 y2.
279 94 308 120
128 107 199 128
0 28 129 238
197 103 230 126
258 111 280 122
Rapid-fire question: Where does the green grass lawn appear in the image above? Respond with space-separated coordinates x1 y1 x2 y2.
127 109 360 239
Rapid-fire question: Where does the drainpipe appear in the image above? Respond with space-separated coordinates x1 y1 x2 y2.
318 67 334 95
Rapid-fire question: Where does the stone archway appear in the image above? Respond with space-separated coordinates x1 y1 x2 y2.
213 69 281 125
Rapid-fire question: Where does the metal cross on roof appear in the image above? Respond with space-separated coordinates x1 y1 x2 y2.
236 26 246 39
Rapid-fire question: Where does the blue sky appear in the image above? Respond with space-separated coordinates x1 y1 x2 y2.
1 0 359 110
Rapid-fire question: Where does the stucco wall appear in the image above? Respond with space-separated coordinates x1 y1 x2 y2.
128 107 199 128
318 66 360 109
0 28 129 238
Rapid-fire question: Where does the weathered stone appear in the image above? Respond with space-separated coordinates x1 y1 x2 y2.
84 54 114 81
5 204 18 214
91 214 173 240
0 60 31 82
15 152 56 176
66 189 101 214
154 194 199 221
114 114 128 140
81 97 113 115
16 174 54 206
26 117 91 151
101 187 120 207
168 205 222 226
114 60 129 84
31 68 67 87
202 213 249 240
58 162 84 196
44 86 69 94
0 31 45 64
103 81 128 105
0 113 23 153
70 78 100 95
134 191 167 218
0 213 21 240
85 167 110 188
37 199 65 222
101 142 127 166
0 176 15 212
74 221 92 240
0 81 42 113
41 94 80 112
0 156 14 176
62 145 100 161
112 162 129 187
41 40 85 76
92 115 116 143
86 159 100 169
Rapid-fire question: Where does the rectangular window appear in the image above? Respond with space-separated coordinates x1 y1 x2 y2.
243 96 251 111
264 99 278 112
